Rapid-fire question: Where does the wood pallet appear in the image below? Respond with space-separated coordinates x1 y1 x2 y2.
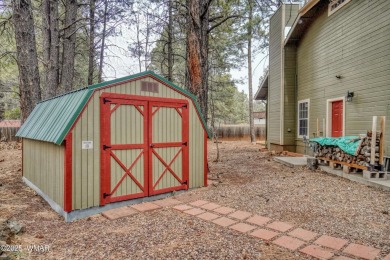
317 157 368 173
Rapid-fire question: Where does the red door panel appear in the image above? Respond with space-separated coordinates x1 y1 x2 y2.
331 100 343 137
100 97 148 205
148 101 189 196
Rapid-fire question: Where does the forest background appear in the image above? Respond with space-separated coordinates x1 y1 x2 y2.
0 0 306 140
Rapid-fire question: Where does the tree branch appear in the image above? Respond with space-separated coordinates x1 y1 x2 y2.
201 0 214 18
207 15 241 34
208 15 223 23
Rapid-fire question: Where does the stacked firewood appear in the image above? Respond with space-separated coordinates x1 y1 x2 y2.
313 132 381 166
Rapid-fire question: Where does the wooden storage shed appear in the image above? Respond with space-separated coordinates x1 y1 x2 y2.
17 71 210 220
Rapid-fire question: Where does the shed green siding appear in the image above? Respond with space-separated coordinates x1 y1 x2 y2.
295 0 390 155
23 139 64 208
71 77 205 210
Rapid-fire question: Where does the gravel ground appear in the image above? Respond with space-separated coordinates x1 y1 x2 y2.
1 141 389 259
186 141 390 256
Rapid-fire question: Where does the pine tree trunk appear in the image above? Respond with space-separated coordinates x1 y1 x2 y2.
144 14 150 71
88 0 96 85
248 0 255 142
167 0 173 81
186 0 209 122
42 0 50 95
186 0 202 94
135 14 142 73
61 0 78 92
47 0 59 97
98 0 108 82
12 0 41 121
200 1 209 123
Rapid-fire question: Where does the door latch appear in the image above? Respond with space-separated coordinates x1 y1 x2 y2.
150 144 155 148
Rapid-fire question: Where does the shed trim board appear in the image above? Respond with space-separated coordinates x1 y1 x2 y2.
64 133 73 212
204 131 208 187
21 139 23 177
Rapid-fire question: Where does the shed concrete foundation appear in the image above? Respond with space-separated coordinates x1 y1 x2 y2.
23 176 186 222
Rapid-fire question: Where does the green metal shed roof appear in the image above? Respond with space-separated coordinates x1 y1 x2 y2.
16 71 210 145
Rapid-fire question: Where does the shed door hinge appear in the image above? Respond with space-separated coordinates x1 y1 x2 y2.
182 104 187 108
182 142 187 146
182 180 188 185
103 98 111 104
103 145 112 150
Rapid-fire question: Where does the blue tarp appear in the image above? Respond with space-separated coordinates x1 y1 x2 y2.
310 136 362 156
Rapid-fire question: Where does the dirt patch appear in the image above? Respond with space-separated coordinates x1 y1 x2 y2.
0 141 389 259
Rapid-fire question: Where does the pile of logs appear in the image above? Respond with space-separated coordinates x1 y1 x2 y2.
313 132 381 166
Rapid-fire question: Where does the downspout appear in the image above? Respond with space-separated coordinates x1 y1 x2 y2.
280 4 285 146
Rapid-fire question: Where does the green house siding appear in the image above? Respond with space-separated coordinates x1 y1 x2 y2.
296 0 390 155
71 77 205 210
283 45 297 146
268 6 283 145
268 4 300 148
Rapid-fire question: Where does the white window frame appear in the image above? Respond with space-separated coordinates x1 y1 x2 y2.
328 0 352 16
326 97 346 137
297 99 310 139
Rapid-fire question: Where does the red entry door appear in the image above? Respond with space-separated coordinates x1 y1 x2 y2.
100 93 189 205
331 100 343 137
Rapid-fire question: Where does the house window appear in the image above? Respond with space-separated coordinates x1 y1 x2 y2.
328 0 351 16
141 81 159 93
298 99 310 138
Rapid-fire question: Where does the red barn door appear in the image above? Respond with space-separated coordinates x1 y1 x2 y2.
100 93 189 205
